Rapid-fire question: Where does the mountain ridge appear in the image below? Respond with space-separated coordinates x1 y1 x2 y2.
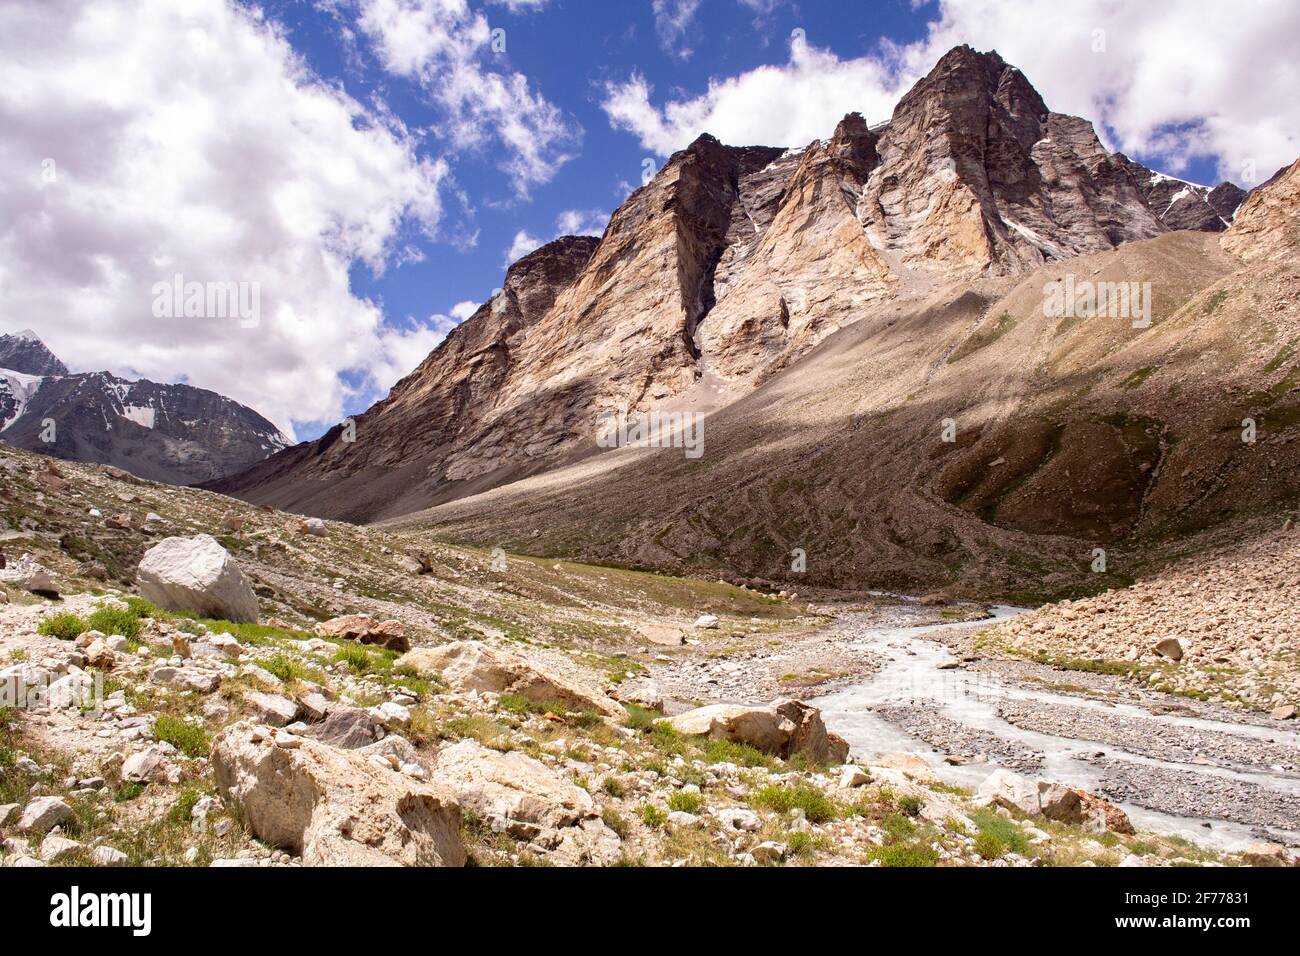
0 331 290 485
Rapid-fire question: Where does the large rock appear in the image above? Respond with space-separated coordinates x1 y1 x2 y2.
430 740 620 865
977 769 1040 816
16 796 73 835
298 708 385 749
137 535 258 623
665 698 850 764
397 642 620 717
315 615 409 653
0 555 58 597
211 721 465 867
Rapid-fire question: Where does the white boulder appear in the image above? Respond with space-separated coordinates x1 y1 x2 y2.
137 534 258 623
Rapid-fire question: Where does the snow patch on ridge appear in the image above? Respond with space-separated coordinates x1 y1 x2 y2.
0 368 46 431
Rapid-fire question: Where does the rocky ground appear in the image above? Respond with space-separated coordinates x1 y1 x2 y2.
973 520 1300 716
0 442 1296 868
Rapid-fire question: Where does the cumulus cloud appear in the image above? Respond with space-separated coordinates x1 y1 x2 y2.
355 0 579 196
602 33 909 155
450 300 481 320
0 0 450 440
605 0 1300 183
370 313 460 393
652 0 702 60
504 208 607 266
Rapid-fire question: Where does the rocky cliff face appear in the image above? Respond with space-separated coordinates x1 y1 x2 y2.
217 45 1270 525
0 332 288 485
858 47 1167 279
0 329 68 376
1221 158 1300 263
1115 154 1246 232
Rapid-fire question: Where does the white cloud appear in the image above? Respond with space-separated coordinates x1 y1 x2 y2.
652 0 702 60
487 0 551 11
370 313 459 393
355 0 579 196
504 208 608 266
0 0 450 441
555 208 608 236
605 0 1300 184
450 300 480 320
602 34 910 155
504 229 545 265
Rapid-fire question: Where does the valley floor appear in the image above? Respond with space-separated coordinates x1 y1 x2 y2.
0 443 1296 867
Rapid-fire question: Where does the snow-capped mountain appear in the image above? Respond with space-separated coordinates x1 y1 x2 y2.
0 328 69 377
0 329 288 485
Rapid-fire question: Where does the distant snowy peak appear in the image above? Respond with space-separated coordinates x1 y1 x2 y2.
0 329 69 376
0 329 289 484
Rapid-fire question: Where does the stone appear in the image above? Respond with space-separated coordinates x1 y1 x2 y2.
137 535 258 623
838 765 871 788
1076 790 1134 835
977 769 1040 816
430 740 621 864
1036 781 1084 823
0 555 58 597
1271 704 1296 721
39 834 83 862
212 721 465 867
47 672 95 710
244 691 300 728
693 614 720 629
751 841 787 863
298 692 331 722
300 707 384 749
370 701 412 730
16 796 73 835
89 846 129 866
1154 637 1184 661
639 624 686 647
0 804 18 827
666 698 849 764
397 641 621 717
314 615 408 652
122 746 173 783
149 666 220 694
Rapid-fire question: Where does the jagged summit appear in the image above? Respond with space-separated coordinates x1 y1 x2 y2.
213 44 1299 529
0 327 69 377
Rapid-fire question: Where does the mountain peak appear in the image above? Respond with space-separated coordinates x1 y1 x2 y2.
0 327 69 376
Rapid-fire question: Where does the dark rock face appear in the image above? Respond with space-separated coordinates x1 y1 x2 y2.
0 330 68 376
1 332 288 485
1115 153 1247 232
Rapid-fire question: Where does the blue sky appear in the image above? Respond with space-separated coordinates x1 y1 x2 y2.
4 0 1293 442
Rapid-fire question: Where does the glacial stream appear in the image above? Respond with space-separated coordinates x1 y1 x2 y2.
812 607 1300 852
